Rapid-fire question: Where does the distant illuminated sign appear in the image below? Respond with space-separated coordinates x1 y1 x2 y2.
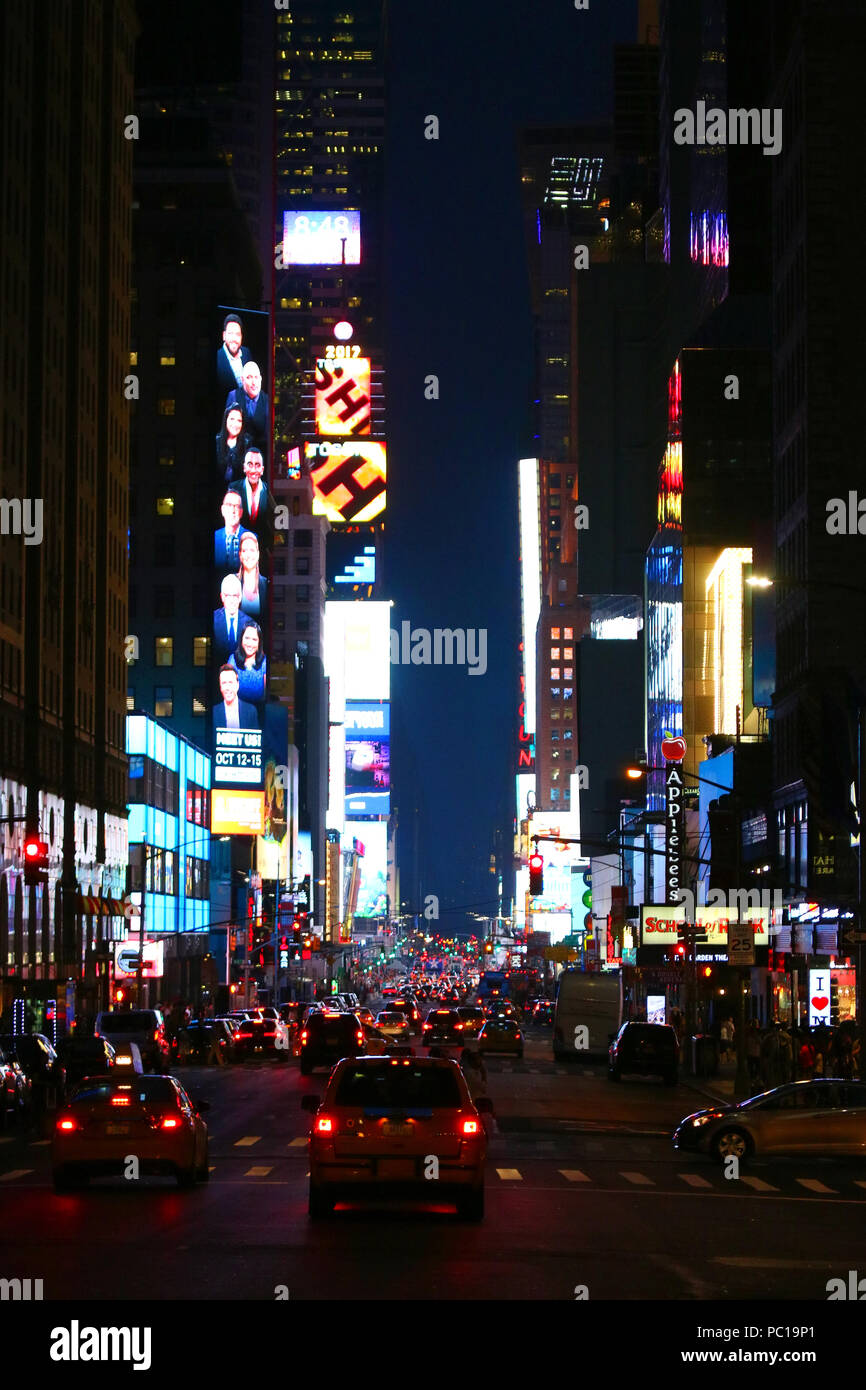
210 789 265 836
345 701 390 818
115 941 163 980
307 440 386 522
316 358 371 435
214 728 262 786
282 211 361 265
344 820 388 918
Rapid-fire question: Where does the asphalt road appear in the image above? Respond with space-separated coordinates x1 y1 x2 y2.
0 1031 863 1301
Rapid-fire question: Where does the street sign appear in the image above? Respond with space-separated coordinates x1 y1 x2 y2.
728 928 755 967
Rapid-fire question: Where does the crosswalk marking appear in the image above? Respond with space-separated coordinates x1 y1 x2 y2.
679 1172 713 1188
739 1175 778 1192
245 1166 273 1177
495 1168 523 1181
0 1137 15 1145
0 1169 32 1181
621 1171 654 1185
559 1169 591 1183
796 1177 837 1194
29 1140 50 1147
288 1136 307 1148
234 1136 261 1147
855 1181 866 1191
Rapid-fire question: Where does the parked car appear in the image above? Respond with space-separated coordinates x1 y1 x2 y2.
93 1010 170 1073
56 1036 117 1087
52 1075 210 1190
302 1055 490 1219
673 1079 866 1163
608 1022 679 1085
0 1033 66 1105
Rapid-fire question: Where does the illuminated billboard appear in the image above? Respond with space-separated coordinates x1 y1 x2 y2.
518 459 541 734
316 358 371 436
307 440 386 523
213 728 262 786
639 903 769 947
345 821 388 919
325 601 391 715
282 211 361 265
345 701 389 818
210 789 265 836
326 529 376 597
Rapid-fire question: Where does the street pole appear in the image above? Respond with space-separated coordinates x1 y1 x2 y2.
136 838 146 1009
859 706 866 1080
733 790 751 1098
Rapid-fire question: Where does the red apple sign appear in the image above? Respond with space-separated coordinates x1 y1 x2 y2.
661 736 687 762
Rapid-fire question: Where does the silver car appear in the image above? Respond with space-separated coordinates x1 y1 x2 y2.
673 1079 866 1163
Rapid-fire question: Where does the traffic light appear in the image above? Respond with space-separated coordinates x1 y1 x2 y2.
529 852 544 896
484 940 493 953
23 836 49 886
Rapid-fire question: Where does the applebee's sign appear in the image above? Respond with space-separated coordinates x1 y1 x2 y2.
663 737 686 905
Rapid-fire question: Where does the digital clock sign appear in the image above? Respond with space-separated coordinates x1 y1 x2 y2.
282 211 361 265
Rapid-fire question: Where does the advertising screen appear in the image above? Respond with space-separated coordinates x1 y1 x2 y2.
210 789 266 836
282 210 361 265
326 529 376 596
212 306 271 800
306 440 386 523
344 821 388 919
325 601 391 710
315 357 371 436
344 701 389 818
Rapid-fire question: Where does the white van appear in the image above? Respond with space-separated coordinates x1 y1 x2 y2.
552 970 622 1061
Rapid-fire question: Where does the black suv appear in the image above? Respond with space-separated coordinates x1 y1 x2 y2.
422 1009 465 1045
0 1033 66 1104
299 1011 365 1075
608 1022 679 1086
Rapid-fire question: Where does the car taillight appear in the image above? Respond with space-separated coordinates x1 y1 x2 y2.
455 1023 463 1030
422 1022 431 1030
356 1031 364 1044
161 1116 180 1129
315 1116 334 1134
300 1030 308 1042
111 1095 131 1106
57 1117 78 1131
462 1119 480 1135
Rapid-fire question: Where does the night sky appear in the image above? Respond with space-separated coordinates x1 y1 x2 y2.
386 0 637 925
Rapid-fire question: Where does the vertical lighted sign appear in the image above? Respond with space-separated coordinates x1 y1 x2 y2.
663 737 686 906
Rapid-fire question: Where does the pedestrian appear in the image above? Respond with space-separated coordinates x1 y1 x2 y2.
833 1028 855 1081
776 1023 793 1085
798 1035 816 1079
746 1020 762 1084
460 1046 488 1099
720 1017 734 1060
759 1025 778 1089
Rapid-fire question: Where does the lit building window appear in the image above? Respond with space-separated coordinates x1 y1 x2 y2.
154 686 173 717
551 710 560 721
563 688 573 701
563 729 573 741
550 730 560 742
563 627 573 639
563 647 573 660
551 627 561 639
563 668 573 680
154 637 173 667
550 648 560 660
550 687 561 700
158 337 176 366
156 497 174 517
563 706 573 718
550 668 560 681
551 770 560 781
551 751 560 760
193 637 209 667
550 788 560 801
157 396 175 416
192 688 206 716
126 687 135 712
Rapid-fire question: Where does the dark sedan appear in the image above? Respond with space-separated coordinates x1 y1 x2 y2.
56 1036 117 1087
0 1033 66 1105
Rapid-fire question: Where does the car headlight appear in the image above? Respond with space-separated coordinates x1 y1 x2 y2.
691 1113 723 1127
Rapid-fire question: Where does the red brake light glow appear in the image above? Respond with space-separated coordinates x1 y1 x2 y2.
111 1095 130 1106
161 1116 180 1129
462 1119 479 1135
57 1118 77 1131
315 1116 334 1134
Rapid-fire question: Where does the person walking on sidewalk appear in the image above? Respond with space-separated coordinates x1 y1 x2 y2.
746 1020 762 1085
798 1034 816 1079
720 1017 735 1061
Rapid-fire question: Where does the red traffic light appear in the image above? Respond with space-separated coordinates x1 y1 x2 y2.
24 837 48 860
529 852 544 896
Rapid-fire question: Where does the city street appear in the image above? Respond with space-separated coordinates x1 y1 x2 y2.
1 1032 863 1302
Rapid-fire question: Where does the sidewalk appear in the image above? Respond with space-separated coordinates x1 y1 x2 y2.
680 1056 794 1106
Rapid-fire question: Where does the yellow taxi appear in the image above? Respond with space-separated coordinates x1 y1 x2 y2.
302 1055 490 1219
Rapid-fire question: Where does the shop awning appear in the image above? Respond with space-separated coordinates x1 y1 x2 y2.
74 895 127 917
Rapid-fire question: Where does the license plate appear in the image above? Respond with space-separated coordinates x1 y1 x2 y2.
105 1124 129 1135
378 1158 416 1179
383 1122 411 1136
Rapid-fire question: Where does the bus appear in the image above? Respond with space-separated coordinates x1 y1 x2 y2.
552 969 622 1060
477 971 509 1002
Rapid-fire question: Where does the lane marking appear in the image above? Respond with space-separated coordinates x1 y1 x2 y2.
288 1137 308 1148
796 1177 837 1194
29 1140 50 1147
0 1169 33 1181
245 1165 273 1177
234 1136 261 1147
620 1171 654 1185
679 1172 713 1188
495 1168 523 1181
559 1169 591 1183
739 1175 779 1192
